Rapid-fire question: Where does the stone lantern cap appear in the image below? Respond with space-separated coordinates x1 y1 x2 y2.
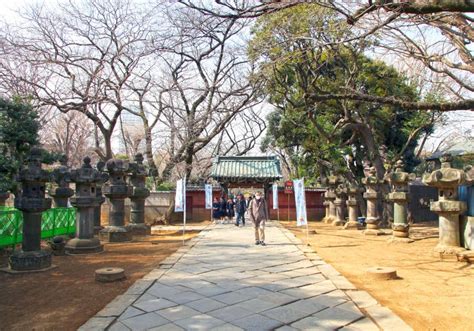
14 147 52 212
50 156 74 198
388 160 416 186
129 153 150 199
103 158 133 198
362 166 383 186
423 154 473 189
387 160 415 203
70 157 106 184
70 157 108 207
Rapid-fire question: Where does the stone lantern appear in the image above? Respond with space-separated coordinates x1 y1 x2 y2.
333 180 347 226
128 153 151 235
423 154 472 256
66 157 104 254
387 160 416 243
99 158 133 242
362 165 384 235
50 156 74 208
322 174 340 223
344 183 363 229
0 192 10 206
93 161 108 233
9 147 53 271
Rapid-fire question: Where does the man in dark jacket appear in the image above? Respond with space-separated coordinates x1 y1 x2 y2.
234 194 247 227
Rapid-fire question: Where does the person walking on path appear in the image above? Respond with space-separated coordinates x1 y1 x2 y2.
234 194 247 227
218 197 227 223
226 197 235 221
248 191 269 246
212 197 221 223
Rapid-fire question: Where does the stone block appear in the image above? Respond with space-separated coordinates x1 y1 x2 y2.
345 290 378 309
365 305 413 331
174 314 227 330
122 312 170 330
96 294 139 317
78 317 115 331
231 314 283 331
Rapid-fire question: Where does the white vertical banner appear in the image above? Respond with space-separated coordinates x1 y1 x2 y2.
293 178 308 227
174 177 185 212
272 183 279 210
205 184 213 209
174 176 186 245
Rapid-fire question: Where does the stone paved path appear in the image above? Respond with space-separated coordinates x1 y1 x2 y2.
80 222 412 331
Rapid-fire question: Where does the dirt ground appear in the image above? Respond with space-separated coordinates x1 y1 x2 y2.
0 226 205 331
281 221 474 331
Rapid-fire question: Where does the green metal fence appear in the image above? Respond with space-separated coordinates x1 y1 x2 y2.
0 207 76 247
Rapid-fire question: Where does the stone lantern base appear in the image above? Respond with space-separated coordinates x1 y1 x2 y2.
99 226 132 242
331 219 345 226
65 237 104 254
8 250 52 271
344 221 362 230
387 223 414 243
433 244 466 258
127 223 151 236
322 215 336 223
363 220 384 236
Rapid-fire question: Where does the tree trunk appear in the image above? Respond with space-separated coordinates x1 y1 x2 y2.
143 122 158 189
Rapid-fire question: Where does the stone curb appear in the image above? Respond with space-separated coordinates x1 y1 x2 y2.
276 221 413 331
78 225 210 330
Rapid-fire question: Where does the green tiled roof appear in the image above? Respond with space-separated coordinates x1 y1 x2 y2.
210 156 282 183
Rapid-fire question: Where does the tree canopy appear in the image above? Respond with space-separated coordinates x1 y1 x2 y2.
253 4 437 183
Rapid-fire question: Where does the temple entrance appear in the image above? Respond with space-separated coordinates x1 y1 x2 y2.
210 156 283 215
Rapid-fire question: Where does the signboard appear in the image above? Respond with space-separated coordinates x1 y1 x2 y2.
284 180 293 194
174 177 186 212
204 184 213 209
293 178 307 227
272 183 279 210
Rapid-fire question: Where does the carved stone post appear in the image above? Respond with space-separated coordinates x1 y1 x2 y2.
388 160 415 243
93 161 107 234
128 153 151 235
363 166 384 235
66 157 104 254
99 159 133 242
344 184 362 229
50 156 74 208
333 180 347 226
322 174 339 223
323 200 330 221
423 154 472 257
9 147 52 271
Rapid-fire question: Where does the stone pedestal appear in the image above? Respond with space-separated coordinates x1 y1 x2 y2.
322 200 330 222
128 153 151 236
93 161 108 234
66 157 104 254
423 154 472 258
99 159 133 242
93 188 105 234
332 184 347 226
387 160 415 243
322 174 340 223
344 185 362 230
363 166 384 236
9 148 53 271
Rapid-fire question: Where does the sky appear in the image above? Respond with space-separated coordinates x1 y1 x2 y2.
1 0 472 156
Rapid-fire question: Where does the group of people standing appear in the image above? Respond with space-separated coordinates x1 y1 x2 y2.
212 191 268 246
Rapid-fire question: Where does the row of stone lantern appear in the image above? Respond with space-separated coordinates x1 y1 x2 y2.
7 150 151 272
321 154 473 258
